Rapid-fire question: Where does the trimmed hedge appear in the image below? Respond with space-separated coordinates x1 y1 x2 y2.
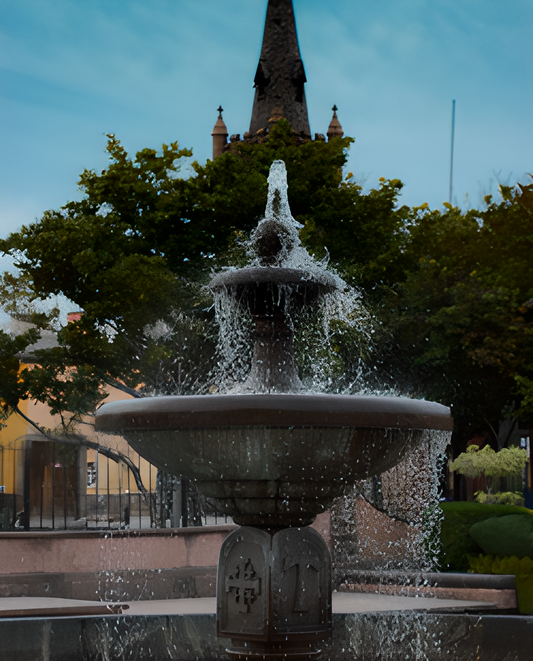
468 554 533 614
439 502 533 572
470 514 533 557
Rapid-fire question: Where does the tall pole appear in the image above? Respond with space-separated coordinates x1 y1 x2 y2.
449 99 456 204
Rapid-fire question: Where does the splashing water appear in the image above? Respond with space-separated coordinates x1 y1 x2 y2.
211 291 253 392
212 160 373 393
250 160 334 279
331 429 451 587
264 160 302 231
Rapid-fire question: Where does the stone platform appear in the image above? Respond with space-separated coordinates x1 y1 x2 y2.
337 570 518 611
1 593 532 660
0 591 498 619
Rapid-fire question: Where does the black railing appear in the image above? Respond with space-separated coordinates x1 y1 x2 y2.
0 441 230 532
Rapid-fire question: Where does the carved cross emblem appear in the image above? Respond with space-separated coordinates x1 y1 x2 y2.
226 559 262 614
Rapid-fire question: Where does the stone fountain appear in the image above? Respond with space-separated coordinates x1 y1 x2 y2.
95 161 452 660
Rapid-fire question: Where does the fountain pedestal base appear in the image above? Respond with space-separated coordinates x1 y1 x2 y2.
217 526 332 660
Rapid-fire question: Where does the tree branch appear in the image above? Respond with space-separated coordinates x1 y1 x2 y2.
100 375 143 398
501 417 518 450
481 412 499 443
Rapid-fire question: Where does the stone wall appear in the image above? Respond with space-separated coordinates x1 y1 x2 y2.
0 525 234 600
1 611 532 661
0 513 332 601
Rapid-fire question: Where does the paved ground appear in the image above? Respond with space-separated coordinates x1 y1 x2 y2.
123 593 495 615
0 597 123 617
0 592 496 618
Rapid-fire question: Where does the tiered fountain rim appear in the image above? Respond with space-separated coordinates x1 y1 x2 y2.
210 266 338 289
95 393 453 432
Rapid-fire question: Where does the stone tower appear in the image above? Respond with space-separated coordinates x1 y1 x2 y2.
248 0 311 137
212 0 345 156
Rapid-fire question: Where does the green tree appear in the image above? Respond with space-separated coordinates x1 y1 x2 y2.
370 180 533 453
451 445 527 482
0 121 406 420
1 122 409 523
6 114 530 475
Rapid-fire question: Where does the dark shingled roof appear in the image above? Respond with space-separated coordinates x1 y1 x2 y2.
249 0 311 137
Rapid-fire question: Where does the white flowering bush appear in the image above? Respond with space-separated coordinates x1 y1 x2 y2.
451 445 527 494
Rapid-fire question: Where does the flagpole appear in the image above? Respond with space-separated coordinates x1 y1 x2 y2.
449 99 456 204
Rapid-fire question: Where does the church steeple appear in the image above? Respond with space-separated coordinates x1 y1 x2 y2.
249 0 311 137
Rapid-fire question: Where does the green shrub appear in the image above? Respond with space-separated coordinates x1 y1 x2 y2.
468 554 533 614
468 553 533 575
469 514 533 557
474 491 525 506
439 502 533 572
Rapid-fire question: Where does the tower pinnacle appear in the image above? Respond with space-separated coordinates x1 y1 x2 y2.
327 105 344 140
249 0 311 137
211 106 228 159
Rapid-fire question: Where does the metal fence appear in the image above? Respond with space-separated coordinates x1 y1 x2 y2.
0 440 230 532
453 472 527 504
4 438 528 532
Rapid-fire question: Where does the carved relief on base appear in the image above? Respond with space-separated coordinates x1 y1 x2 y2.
217 526 332 659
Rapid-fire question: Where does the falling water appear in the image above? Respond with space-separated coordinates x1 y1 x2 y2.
332 430 451 587
210 160 451 577
211 160 372 394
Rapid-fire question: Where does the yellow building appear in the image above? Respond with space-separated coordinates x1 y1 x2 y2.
0 317 157 530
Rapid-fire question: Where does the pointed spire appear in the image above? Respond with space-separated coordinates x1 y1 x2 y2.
327 105 344 141
212 106 228 159
249 0 310 137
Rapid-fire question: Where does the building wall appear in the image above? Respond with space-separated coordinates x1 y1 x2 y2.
0 527 233 576
0 366 157 529
0 398 30 495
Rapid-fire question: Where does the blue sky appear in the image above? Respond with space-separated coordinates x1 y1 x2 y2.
0 0 531 240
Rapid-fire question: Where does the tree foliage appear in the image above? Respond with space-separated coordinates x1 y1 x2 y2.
369 180 533 448
1 119 532 462
0 121 405 427
0 327 40 425
450 444 527 480
474 491 524 506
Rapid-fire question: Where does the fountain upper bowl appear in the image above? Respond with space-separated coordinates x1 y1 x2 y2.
95 393 452 432
95 394 452 526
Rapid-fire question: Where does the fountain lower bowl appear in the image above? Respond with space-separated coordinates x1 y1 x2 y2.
95 394 452 526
